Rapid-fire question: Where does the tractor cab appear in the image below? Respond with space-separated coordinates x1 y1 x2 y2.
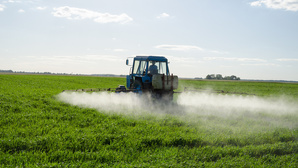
126 56 170 90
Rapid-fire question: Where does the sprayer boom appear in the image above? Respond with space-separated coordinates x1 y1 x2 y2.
62 85 139 93
182 87 255 95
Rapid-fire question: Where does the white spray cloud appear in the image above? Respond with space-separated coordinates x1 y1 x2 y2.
177 92 297 115
57 91 298 129
57 92 150 114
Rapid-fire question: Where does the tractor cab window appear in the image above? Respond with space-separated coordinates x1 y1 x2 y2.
133 60 146 75
148 61 168 75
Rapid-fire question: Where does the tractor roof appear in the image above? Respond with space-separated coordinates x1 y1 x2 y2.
135 56 168 62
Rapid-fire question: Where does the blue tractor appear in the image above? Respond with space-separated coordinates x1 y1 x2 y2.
63 56 178 101
125 56 178 100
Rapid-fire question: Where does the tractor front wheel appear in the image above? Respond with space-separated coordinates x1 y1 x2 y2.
132 80 142 90
152 91 173 102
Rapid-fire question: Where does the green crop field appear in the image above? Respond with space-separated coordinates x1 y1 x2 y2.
0 74 297 167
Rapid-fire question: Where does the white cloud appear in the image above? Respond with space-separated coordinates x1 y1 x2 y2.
157 12 170 19
104 48 128 52
78 55 122 62
18 9 25 13
28 55 122 63
5 0 15 3
203 57 266 62
167 55 203 64
155 44 229 54
250 1 262 6
113 49 127 52
3 0 21 3
276 58 298 61
241 63 279 66
210 50 229 55
36 6 47 10
52 6 133 24
0 4 6 11
155 44 203 51
250 0 298 12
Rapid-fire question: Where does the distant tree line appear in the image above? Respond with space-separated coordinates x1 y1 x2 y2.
0 69 76 75
0 69 13 73
0 69 126 77
206 74 240 80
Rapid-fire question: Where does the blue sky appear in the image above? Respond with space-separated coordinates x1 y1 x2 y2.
1 0 298 80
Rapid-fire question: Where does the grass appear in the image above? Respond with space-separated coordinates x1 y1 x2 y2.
179 79 298 97
0 74 297 167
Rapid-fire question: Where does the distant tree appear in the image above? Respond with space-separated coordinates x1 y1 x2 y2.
206 74 217 79
230 75 240 80
206 74 240 80
216 74 223 80
223 75 240 80
206 74 212 79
